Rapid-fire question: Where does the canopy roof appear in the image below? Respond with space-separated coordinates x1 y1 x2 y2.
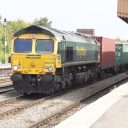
117 0 128 23
14 25 56 37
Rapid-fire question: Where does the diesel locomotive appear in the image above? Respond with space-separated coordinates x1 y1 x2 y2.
11 25 100 94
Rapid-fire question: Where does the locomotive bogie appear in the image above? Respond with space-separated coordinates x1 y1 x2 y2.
12 74 56 94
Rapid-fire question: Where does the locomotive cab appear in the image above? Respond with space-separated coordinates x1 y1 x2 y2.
11 36 57 74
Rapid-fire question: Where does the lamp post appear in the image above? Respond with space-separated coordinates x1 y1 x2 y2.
3 18 7 63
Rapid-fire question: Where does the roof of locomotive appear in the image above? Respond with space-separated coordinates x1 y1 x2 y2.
14 25 96 43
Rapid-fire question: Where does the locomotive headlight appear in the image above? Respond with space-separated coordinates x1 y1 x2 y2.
12 65 22 70
48 66 53 71
12 66 18 70
44 66 54 72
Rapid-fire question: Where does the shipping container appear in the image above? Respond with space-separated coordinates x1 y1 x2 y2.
93 37 115 69
117 0 128 23
115 41 128 65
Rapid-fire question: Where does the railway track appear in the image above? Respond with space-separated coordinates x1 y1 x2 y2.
0 95 23 106
0 68 11 77
0 94 49 119
0 85 13 93
0 77 13 93
0 72 127 128
29 101 80 128
28 73 128 128
0 91 65 119
0 77 11 83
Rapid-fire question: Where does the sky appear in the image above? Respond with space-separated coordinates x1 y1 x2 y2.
1 0 128 40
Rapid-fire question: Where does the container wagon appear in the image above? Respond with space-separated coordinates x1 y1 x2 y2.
91 36 116 77
115 40 128 71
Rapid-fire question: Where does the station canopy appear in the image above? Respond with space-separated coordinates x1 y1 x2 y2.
118 13 128 23
117 0 128 23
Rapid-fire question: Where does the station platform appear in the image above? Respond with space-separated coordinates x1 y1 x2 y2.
55 81 128 128
0 63 11 69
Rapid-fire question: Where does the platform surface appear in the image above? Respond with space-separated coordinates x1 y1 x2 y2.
91 95 128 128
0 63 11 69
55 82 128 128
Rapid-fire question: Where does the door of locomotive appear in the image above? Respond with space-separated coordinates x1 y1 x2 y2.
58 41 66 64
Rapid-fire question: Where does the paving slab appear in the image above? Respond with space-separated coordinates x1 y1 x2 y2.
55 82 128 128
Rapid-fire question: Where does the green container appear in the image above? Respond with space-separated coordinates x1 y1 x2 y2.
115 41 128 65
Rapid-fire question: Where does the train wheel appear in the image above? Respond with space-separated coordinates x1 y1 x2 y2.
66 81 72 89
23 93 29 96
61 81 66 90
100 71 105 79
54 82 61 92
86 75 92 84
92 72 97 83
114 66 119 74
90 74 94 83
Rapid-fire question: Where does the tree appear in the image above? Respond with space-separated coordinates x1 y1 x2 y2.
33 17 52 28
0 19 29 63
7 19 29 57
7 19 29 33
0 15 2 25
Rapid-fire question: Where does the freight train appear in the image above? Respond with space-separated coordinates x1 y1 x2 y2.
10 25 128 94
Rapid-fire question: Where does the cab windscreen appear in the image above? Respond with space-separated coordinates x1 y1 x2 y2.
14 39 32 53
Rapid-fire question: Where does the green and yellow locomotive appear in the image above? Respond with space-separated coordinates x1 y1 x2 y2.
11 25 100 94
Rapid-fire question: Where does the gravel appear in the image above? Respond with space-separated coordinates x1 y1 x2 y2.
0 73 127 128
0 90 20 102
0 84 110 128
0 99 70 128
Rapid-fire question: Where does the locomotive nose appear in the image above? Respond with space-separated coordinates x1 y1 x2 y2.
11 54 56 74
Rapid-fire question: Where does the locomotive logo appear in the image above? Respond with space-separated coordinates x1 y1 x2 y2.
76 46 87 56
